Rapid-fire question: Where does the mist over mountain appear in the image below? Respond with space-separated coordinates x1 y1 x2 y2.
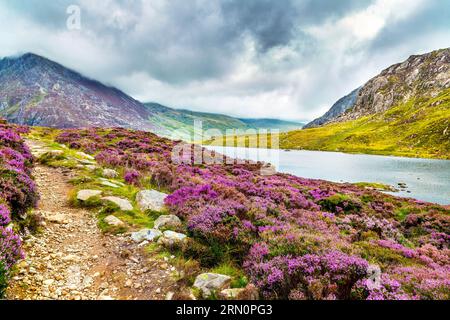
0 53 303 140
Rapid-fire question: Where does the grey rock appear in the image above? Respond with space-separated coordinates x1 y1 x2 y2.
100 181 120 188
104 215 125 227
136 190 167 212
193 273 231 298
101 196 133 211
76 190 102 201
76 151 95 160
154 215 181 230
157 231 187 247
131 229 162 243
102 169 119 179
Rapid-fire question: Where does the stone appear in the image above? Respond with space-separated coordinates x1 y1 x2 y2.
220 288 245 300
101 196 133 211
136 190 167 212
260 163 277 176
76 151 95 160
193 273 231 298
157 231 187 247
77 190 102 201
48 150 64 157
131 229 162 243
43 279 55 286
85 165 98 171
100 181 120 188
47 214 69 224
104 215 125 227
219 285 259 300
154 215 181 230
103 168 119 179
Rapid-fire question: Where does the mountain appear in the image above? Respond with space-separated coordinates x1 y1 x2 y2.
0 53 156 130
279 48 450 159
304 87 360 128
0 53 303 140
144 102 304 140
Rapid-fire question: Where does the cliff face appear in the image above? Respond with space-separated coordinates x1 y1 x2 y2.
304 87 360 128
307 48 450 127
336 48 450 122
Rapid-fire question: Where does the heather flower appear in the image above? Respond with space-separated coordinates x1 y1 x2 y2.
124 169 140 185
52 127 450 300
0 205 11 226
0 226 24 271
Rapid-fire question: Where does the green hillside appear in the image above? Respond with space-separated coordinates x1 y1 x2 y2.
144 102 304 141
279 89 450 159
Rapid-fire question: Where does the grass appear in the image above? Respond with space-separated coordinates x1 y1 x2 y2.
210 263 249 288
204 89 450 159
355 182 397 192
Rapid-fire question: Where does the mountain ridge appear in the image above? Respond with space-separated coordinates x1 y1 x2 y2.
278 48 450 159
0 53 303 140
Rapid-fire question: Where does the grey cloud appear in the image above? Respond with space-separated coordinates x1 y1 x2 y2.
1 0 449 121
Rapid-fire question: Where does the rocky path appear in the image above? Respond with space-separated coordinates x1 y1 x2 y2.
6 141 182 300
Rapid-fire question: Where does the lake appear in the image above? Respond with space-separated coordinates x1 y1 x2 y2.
203 146 450 205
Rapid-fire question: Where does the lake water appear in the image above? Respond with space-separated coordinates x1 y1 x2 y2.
203 146 450 205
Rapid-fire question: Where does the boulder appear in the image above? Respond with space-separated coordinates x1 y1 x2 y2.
193 273 231 298
136 190 167 212
103 168 119 179
77 190 102 201
131 229 162 243
101 196 133 211
104 215 124 227
154 215 181 230
157 230 187 247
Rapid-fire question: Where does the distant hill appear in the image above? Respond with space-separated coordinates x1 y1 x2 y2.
0 53 303 141
144 102 304 140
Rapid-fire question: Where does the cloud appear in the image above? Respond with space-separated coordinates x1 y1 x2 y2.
0 0 448 121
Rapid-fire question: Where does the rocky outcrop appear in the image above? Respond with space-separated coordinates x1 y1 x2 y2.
305 87 361 128
308 48 450 126
337 48 450 122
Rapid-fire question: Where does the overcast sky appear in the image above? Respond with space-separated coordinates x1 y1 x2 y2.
0 0 449 121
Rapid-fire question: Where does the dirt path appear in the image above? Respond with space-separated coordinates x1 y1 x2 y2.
6 141 182 300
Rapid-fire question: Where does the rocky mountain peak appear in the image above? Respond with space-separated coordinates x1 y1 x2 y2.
336 48 450 122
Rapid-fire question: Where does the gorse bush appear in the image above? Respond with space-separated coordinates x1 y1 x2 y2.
0 121 37 297
56 127 450 300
